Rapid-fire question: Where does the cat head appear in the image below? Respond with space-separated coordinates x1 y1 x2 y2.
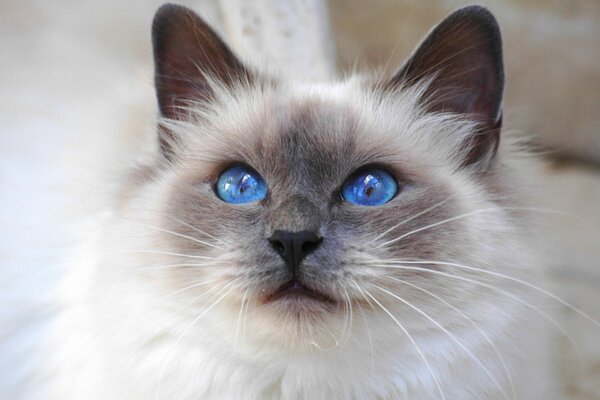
108 4 516 351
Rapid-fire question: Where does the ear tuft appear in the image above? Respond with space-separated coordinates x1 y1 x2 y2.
387 5 504 167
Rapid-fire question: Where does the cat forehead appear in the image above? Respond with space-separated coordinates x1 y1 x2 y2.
177 79 439 172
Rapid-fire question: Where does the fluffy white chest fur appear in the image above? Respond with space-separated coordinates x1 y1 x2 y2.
12 4 557 400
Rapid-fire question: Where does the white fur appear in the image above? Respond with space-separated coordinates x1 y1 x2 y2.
7 78 554 400
0 1 558 395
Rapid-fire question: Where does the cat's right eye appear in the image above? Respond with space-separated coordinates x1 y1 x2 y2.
215 165 268 204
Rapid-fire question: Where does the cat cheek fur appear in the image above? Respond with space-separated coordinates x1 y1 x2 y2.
38 4 553 400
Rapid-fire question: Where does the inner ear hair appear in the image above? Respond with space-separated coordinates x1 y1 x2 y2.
151 3 252 158
385 5 505 168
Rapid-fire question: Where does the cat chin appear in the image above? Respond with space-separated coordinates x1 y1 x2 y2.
238 300 350 350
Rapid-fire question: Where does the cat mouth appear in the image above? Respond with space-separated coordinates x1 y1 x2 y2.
262 280 336 304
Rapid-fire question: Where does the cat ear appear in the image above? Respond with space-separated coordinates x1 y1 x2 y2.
152 4 251 155
388 5 504 167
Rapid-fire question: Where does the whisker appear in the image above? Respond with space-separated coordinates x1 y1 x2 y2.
365 195 454 246
134 222 225 250
155 282 236 400
369 263 582 360
374 207 501 249
374 284 511 400
374 205 584 250
342 288 354 345
363 289 446 400
242 289 251 346
166 215 228 245
43 248 216 267
233 288 249 354
129 250 215 260
374 0 416 84
158 278 219 301
183 280 236 309
376 259 600 330
350 280 375 387
387 275 516 400
132 262 226 271
308 322 342 351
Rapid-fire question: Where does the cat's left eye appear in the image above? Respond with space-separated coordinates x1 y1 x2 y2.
341 168 398 206
216 165 267 204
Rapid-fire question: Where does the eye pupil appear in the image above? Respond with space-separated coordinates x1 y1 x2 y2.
365 186 374 197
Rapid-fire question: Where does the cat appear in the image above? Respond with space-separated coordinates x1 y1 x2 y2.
28 3 554 399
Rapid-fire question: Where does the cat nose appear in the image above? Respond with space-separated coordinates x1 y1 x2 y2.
269 230 323 276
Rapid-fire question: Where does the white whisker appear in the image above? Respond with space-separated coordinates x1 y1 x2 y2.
387 275 516 400
242 290 251 346
233 288 249 354
158 278 219 300
135 222 225 250
374 205 584 250
183 280 236 309
129 250 215 260
350 280 375 387
166 215 228 245
132 262 225 271
378 259 600 330
369 263 582 360
375 207 500 249
363 289 446 400
366 196 454 246
374 284 510 400
155 283 236 400
342 288 354 345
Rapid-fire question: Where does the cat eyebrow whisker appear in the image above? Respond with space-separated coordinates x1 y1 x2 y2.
363 289 447 400
372 259 600 330
375 284 510 400
368 263 582 364
379 279 516 400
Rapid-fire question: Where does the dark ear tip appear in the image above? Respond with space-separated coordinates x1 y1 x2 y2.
154 3 191 21
451 5 497 21
152 3 206 71
445 4 504 84
152 3 195 42
447 5 502 39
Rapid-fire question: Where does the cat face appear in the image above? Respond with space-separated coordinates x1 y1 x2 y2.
108 4 515 351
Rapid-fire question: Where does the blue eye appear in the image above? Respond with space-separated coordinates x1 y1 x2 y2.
216 165 267 204
341 168 398 206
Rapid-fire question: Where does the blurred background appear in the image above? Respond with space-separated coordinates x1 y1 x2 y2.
1 0 598 398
